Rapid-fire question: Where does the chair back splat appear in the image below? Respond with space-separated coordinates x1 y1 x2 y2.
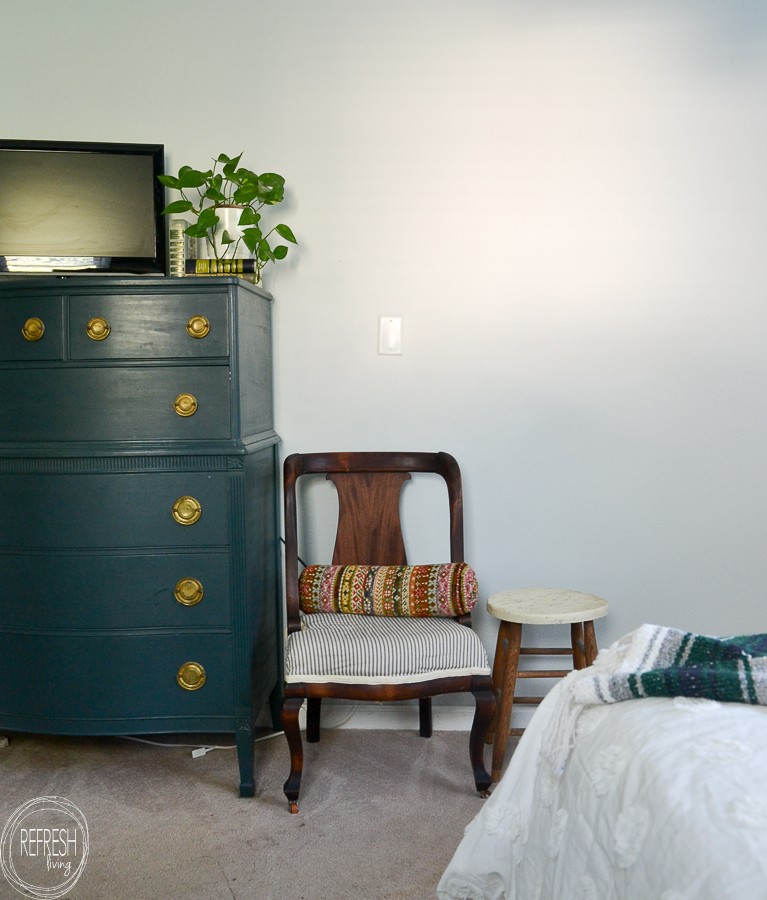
279 451 495 813
329 471 410 565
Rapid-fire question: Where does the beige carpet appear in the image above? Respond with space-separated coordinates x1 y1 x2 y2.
0 727 498 899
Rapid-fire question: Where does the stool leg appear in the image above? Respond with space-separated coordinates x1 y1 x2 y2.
491 620 521 783
571 621 587 670
486 621 508 744
583 619 598 666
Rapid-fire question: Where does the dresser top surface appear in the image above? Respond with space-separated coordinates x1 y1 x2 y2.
0 275 273 301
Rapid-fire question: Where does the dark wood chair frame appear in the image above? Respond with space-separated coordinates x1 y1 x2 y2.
281 451 495 812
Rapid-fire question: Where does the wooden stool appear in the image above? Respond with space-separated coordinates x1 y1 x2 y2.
487 588 608 782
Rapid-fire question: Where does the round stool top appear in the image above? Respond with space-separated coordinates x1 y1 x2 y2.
487 588 609 625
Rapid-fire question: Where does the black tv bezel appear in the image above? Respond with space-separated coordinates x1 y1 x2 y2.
0 138 167 276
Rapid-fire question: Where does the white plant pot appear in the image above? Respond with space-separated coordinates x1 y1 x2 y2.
198 206 252 260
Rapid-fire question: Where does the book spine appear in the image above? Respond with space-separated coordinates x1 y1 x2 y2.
185 258 256 275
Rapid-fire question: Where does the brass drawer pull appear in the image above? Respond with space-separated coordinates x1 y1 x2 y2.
174 393 198 417
86 316 111 341
186 315 210 339
172 495 202 525
174 577 204 606
177 662 206 691
22 317 45 342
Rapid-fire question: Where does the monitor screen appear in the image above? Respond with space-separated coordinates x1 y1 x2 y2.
0 140 167 275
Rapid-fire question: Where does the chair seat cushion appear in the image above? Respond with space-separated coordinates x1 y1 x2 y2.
285 613 491 684
298 563 478 617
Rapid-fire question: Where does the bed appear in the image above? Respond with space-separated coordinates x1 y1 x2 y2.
438 624 767 900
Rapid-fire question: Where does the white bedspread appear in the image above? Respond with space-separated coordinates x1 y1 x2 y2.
438 679 767 899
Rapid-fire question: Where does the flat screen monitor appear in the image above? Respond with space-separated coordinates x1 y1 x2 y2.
0 139 167 275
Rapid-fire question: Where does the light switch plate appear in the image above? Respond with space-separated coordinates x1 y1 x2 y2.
378 315 403 355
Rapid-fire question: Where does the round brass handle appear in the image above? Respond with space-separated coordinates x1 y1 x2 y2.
22 317 45 342
186 315 210 339
172 495 202 525
174 393 198 417
177 662 206 691
86 316 111 341
174 577 204 606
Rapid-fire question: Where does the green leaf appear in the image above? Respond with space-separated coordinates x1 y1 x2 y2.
197 207 219 230
257 239 275 262
205 186 227 204
241 228 261 253
274 223 297 243
220 152 242 171
233 183 258 205
220 229 235 245
238 207 261 226
177 167 209 189
273 245 288 260
259 173 285 190
161 199 194 215
258 173 285 204
157 174 180 189
185 221 209 238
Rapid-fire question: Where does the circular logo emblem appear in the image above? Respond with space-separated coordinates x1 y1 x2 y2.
1 797 89 899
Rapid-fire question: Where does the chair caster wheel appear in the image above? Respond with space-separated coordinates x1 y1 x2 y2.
288 801 299 814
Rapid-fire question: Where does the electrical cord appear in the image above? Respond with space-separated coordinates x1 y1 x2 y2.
120 730 285 758
279 535 308 568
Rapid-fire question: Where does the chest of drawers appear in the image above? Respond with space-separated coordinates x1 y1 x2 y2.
0 276 281 796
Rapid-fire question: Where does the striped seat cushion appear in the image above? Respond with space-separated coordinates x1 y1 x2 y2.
298 563 478 617
285 613 491 685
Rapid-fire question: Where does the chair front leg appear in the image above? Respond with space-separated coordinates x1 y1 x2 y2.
281 696 305 814
470 685 495 795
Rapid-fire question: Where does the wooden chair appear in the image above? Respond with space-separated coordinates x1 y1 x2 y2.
280 451 495 812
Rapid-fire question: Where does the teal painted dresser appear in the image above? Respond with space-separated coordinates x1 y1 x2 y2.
0 276 281 796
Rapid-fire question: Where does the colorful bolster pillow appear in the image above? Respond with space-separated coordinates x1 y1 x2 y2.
298 563 478 617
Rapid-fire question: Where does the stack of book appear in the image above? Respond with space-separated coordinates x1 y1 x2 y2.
168 219 196 277
168 220 259 282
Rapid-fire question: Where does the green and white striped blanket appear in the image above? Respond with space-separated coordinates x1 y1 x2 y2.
572 623 767 706
545 623 767 774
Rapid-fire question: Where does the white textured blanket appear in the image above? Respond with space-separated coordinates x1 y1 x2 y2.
544 623 767 774
438 625 767 900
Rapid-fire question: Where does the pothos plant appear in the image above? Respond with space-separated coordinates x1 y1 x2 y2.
158 152 297 281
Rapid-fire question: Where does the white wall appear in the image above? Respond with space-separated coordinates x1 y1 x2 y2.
4 0 767 659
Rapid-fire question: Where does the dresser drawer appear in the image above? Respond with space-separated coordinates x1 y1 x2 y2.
0 295 64 360
0 551 231 629
0 366 232 442
68 293 229 359
0 471 230 549
0 632 235 721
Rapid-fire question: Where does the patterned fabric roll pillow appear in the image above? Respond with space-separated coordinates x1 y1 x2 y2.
298 563 478 617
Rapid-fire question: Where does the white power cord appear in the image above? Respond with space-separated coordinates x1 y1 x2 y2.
120 730 285 759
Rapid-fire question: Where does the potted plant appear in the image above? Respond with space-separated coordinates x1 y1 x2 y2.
158 152 297 283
